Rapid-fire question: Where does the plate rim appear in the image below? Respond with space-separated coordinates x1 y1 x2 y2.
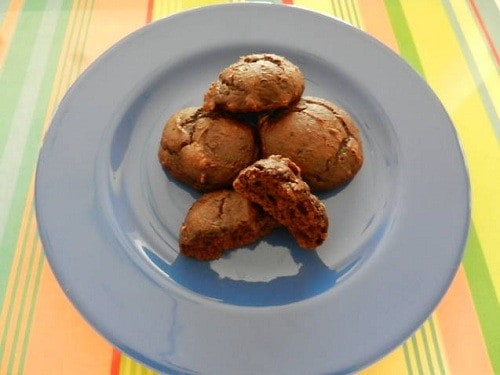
35 3 470 374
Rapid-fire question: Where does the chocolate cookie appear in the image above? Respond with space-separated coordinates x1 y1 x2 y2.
158 107 257 191
259 96 363 191
180 190 279 261
233 155 328 250
203 54 305 113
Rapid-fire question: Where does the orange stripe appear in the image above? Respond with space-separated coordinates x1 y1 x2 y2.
356 0 399 53
110 348 121 375
0 0 24 67
435 266 494 374
22 262 113 375
83 0 148 62
146 0 154 23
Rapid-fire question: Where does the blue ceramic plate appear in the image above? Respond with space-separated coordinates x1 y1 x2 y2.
35 4 469 374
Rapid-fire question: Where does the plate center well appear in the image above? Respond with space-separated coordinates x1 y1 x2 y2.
104 47 399 306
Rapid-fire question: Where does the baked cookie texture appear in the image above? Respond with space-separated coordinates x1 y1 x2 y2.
180 190 279 261
203 54 305 113
259 96 363 191
158 107 257 191
233 155 328 250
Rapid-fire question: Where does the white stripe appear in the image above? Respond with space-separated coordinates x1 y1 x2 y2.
0 0 64 245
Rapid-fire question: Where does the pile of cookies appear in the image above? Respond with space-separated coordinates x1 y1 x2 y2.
158 54 363 261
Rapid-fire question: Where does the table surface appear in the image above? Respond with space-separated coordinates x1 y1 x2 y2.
0 0 498 374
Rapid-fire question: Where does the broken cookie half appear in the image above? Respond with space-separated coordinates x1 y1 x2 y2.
179 189 279 261
234 155 328 250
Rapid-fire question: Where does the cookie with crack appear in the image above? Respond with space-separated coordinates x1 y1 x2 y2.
259 97 363 191
158 107 257 191
180 190 279 260
233 155 328 250
203 54 305 113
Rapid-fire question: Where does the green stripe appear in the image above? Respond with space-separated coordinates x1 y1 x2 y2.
6 215 40 374
341 0 352 25
0 0 73 313
383 0 424 77
411 335 424 375
0 0 70 358
5 0 102 363
330 0 341 19
0 0 46 312
0 10 45 157
403 341 414 375
350 0 361 28
472 0 500 52
4 0 86 372
420 323 435 375
441 0 499 139
67 0 94 89
0 212 34 365
428 317 447 375
382 4 427 371
383 1 499 369
462 224 500 374
343 0 356 27
50 0 82 110
18 234 45 375
338 0 349 23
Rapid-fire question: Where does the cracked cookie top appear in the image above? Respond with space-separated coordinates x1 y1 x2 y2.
158 107 258 191
203 53 305 113
258 97 363 191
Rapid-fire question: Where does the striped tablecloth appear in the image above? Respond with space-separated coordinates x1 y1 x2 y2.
0 0 498 374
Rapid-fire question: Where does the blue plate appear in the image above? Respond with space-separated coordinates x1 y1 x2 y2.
35 4 470 374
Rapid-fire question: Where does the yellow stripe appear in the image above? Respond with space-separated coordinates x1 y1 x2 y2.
423 320 444 375
352 0 364 29
449 0 500 115
0 0 90 371
153 0 173 19
119 353 130 374
359 346 408 374
0 205 38 374
152 0 161 20
339 0 353 25
43 0 87 136
152 0 230 21
430 315 452 374
293 0 334 15
10 227 43 375
0 181 34 374
0 0 86 353
120 354 159 375
0 183 33 342
401 0 500 302
406 339 419 375
415 323 434 374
